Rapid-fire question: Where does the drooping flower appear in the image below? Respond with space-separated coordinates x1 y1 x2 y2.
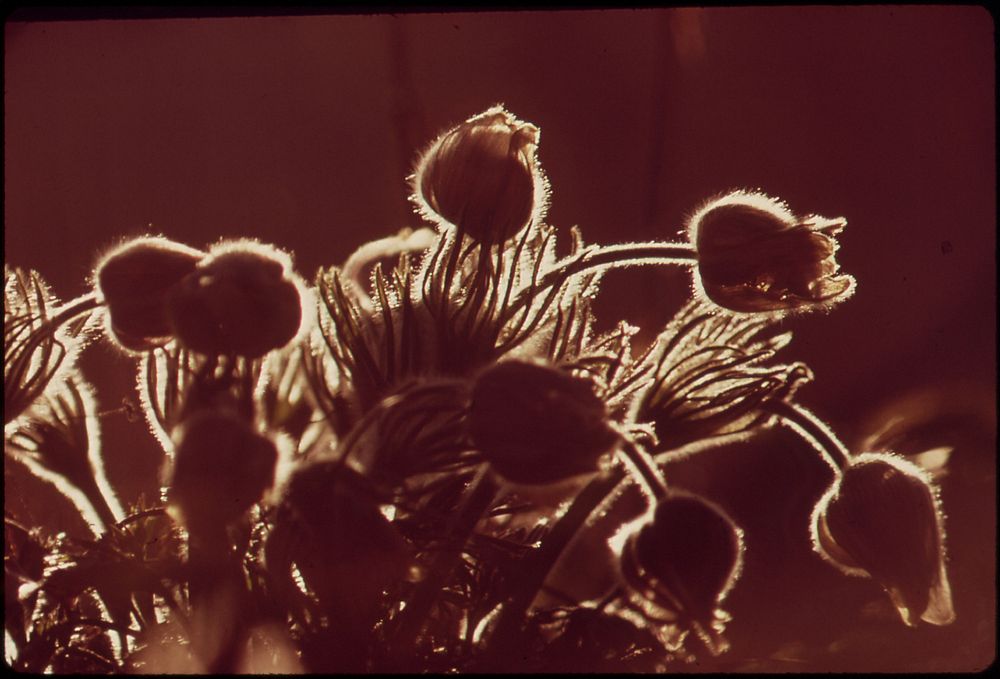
412 105 548 244
469 359 620 486
166 241 306 358
615 490 744 655
95 236 205 351
810 452 955 627
688 190 855 315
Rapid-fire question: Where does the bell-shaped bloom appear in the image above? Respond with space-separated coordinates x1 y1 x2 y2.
166 241 305 358
810 452 955 627
469 359 620 486
168 410 278 530
266 462 411 624
688 190 855 315
95 236 206 351
616 491 744 654
412 105 548 244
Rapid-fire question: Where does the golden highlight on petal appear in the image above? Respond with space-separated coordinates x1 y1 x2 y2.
688 190 856 316
411 105 549 244
809 452 955 628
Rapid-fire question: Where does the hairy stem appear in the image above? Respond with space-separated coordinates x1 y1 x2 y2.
501 241 697 324
765 400 851 471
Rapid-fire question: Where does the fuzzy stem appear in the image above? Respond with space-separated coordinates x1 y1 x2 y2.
765 400 852 471
501 241 697 323
618 438 668 501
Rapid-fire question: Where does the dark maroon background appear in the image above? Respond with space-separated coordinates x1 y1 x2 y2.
4 7 995 671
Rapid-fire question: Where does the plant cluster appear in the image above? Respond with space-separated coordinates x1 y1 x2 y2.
4 105 954 672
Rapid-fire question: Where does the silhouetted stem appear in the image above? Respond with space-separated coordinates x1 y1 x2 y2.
765 400 851 471
618 439 668 501
502 241 697 323
484 469 626 667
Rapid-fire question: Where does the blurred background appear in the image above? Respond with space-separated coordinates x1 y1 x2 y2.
4 7 995 671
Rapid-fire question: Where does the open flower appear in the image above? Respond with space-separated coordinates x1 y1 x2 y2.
688 190 855 315
469 359 620 486
810 452 955 627
166 241 305 358
412 105 548 244
95 236 206 351
616 490 744 655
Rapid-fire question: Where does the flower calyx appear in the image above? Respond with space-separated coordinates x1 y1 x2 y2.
166 241 306 358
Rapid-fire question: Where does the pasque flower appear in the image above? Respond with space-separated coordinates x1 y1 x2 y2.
95 237 206 351
9 103 967 674
810 452 955 627
166 241 305 358
469 359 620 486
688 190 855 315
617 491 744 654
412 105 547 244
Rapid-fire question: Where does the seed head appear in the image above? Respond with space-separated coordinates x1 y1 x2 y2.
688 190 855 315
95 237 205 351
810 452 955 626
413 105 546 244
469 360 619 486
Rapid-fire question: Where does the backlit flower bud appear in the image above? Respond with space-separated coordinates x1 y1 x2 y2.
166 242 304 358
469 360 619 486
268 462 410 622
413 105 546 244
95 237 205 350
688 190 855 315
810 452 955 627
168 410 278 529
617 491 743 654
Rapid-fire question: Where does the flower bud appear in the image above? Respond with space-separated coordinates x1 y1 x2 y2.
168 410 278 530
617 491 743 653
810 452 955 626
688 190 855 314
469 360 619 486
413 105 546 244
166 242 304 358
95 237 205 350
268 462 410 623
